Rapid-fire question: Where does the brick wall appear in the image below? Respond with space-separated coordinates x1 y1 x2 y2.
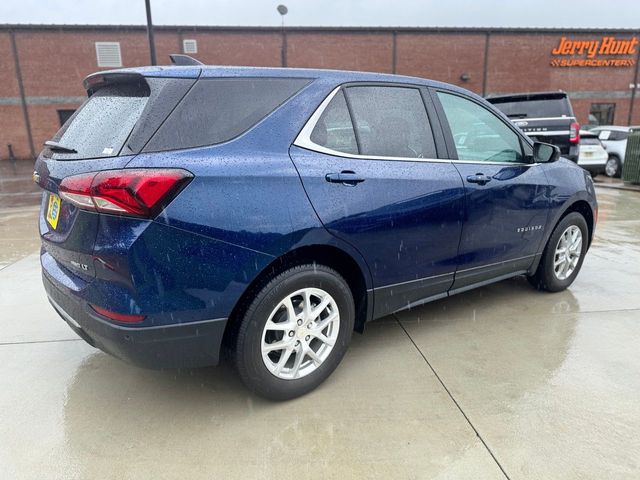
396 32 487 93
1 25 639 160
288 32 393 72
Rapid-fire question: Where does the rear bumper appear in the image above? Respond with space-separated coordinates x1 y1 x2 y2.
579 163 606 175
43 273 228 369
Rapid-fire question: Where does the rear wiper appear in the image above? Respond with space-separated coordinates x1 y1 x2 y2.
44 140 77 154
506 113 528 119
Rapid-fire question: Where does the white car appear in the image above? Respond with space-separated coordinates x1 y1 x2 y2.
589 125 640 177
577 131 608 177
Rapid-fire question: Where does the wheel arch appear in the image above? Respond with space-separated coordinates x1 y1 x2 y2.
222 244 371 352
529 198 595 278
558 199 594 247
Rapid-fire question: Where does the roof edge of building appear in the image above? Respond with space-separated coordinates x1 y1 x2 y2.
0 23 639 34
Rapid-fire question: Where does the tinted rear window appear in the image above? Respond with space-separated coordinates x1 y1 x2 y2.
580 136 601 146
490 98 571 119
144 77 310 152
47 84 149 160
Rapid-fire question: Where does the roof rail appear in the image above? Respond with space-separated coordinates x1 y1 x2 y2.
169 54 203 66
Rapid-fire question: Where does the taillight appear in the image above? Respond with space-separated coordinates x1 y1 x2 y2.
570 122 580 144
59 169 193 218
90 304 145 323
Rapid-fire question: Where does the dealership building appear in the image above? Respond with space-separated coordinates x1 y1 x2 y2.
1 24 639 159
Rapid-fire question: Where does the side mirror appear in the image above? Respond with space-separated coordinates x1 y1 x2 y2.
533 142 560 163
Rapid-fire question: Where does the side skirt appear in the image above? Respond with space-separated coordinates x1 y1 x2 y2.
367 254 540 322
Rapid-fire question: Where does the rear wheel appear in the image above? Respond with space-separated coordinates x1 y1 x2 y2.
233 264 354 400
527 212 588 292
605 155 622 178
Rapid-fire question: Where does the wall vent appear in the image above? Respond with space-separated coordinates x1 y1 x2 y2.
183 39 198 54
95 42 122 67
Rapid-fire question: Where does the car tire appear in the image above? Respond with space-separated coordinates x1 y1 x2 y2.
233 264 354 400
527 212 589 292
605 155 622 178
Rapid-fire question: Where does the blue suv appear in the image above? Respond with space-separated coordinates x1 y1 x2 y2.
35 61 597 400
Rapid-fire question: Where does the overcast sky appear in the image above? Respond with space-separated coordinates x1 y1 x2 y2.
2 0 639 28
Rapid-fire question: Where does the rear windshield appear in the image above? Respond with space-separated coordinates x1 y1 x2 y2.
490 98 571 119
47 84 149 160
143 77 310 152
580 136 601 146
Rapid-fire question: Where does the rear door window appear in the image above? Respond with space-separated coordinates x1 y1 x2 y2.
344 86 437 159
144 77 310 152
47 84 149 160
610 130 629 141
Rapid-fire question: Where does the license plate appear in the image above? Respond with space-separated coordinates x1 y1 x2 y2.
46 193 61 230
583 152 592 157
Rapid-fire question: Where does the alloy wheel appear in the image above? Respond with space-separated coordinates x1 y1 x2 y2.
553 225 582 280
605 158 618 177
261 288 340 380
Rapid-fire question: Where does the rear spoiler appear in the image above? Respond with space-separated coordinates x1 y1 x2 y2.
83 72 148 96
83 55 202 95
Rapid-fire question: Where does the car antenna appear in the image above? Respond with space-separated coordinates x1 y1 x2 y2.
169 54 203 66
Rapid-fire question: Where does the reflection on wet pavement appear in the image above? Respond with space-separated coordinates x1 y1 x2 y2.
0 161 40 269
0 181 639 479
0 161 40 209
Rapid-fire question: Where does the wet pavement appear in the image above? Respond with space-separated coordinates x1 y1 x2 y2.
0 161 40 269
1 164 639 479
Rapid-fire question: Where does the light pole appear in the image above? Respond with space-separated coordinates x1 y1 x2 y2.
277 4 288 67
145 0 157 66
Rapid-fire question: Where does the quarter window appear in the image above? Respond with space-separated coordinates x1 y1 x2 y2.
437 92 524 163
145 78 310 152
345 86 437 159
310 91 358 155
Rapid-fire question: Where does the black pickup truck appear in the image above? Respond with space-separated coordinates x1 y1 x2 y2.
487 91 580 162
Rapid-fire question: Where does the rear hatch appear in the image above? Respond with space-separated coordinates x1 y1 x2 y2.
513 117 575 152
578 133 608 164
34 71 197 281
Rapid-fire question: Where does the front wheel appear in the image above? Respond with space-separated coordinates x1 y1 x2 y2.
527 212 589 292
233 264 354 400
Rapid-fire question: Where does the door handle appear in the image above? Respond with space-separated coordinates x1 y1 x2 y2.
466 173 492 185
325 171 365 186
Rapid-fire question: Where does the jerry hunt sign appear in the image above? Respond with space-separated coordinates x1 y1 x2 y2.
550 36 638 67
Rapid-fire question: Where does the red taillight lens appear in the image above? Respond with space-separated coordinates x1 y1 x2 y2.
59 169 192 218
90 304 146 323
570 122 580 144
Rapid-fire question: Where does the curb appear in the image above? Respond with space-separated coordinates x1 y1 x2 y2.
594 183 640 193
